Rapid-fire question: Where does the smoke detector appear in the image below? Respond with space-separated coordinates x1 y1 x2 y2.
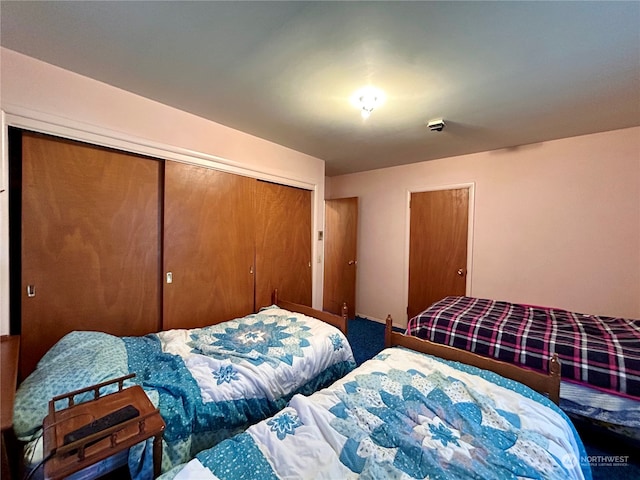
427 119 446 132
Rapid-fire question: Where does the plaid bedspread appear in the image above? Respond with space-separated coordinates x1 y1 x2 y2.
406 296 640 397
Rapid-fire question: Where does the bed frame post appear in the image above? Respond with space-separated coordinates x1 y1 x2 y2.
341 303 349 335
549 354 561 405
385 315 394 348
272 289 279 305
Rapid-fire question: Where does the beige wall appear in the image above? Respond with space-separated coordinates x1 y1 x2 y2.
0 48 327 334
3 48 638 334
327 127 640 326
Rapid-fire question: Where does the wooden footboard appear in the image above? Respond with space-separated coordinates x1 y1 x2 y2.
271 289 348 335
384 315 561 404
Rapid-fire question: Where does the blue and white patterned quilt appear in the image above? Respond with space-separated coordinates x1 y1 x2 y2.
162 347 592 480
14 306 355 479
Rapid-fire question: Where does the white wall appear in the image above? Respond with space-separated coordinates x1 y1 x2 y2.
0 47 327 335
328 127 640 327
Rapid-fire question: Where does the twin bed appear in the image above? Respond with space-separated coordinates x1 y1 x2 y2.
15 293 355 479
17 293 622 479
160 318 589 480
406 296 640 439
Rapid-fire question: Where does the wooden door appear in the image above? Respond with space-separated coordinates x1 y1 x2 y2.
323 197 358 318
163 161 256 329
407 188 469 320
20 132 161 377
255 181 312 309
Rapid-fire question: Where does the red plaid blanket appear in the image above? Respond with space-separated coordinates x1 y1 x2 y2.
406 296 640 397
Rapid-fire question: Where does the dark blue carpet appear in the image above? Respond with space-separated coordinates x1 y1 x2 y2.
347 316 401 366
347 316 639 480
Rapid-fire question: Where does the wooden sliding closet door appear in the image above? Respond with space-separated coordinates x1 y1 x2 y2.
254 181 312 309
21 132 161 377
163 161 256 329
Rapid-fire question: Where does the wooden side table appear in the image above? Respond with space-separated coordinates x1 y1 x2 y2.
1 335 20 480
42 375 165 480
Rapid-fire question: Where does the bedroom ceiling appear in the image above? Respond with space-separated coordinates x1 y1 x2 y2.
1 1 639 176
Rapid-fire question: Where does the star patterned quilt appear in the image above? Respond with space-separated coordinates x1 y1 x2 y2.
160 347 591 480
14 305 355 479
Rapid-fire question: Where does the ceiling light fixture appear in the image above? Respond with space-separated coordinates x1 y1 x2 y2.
351 86 386 119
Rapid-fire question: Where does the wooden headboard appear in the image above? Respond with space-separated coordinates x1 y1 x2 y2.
271 289 348 335
384 315 561 404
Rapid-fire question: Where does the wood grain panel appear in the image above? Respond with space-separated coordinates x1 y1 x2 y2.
255 181 312 309
408 188 469 320
21 133 161 377
1 336 19 431
323 197 358 318
163 161 256 329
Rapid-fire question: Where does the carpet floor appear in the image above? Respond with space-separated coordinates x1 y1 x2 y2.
347 316 640 480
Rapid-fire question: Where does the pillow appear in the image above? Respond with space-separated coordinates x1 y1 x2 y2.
13 331 131 440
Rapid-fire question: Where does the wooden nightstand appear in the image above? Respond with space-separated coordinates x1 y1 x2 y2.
42 375 165 480
1 335 20 480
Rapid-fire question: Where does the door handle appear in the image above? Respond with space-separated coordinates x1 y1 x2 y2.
348 260 357 265
457 268 465 276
